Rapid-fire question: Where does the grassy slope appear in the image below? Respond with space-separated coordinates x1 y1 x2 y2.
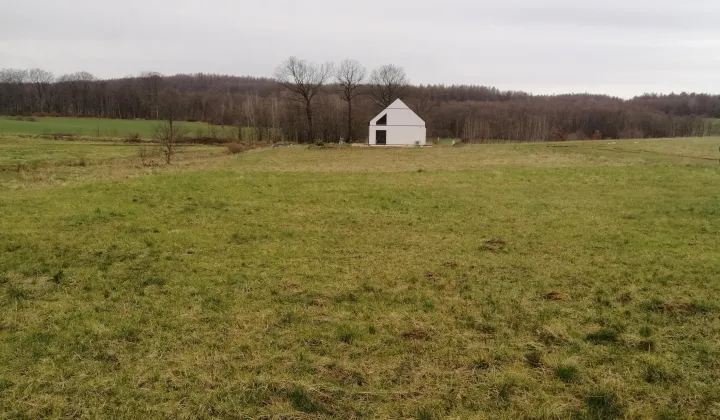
1 138 720 418
0 117 226 138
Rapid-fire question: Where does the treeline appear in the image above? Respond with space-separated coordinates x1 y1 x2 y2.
1 64 719 143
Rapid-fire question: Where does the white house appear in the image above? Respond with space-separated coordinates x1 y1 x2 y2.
368 99 426 146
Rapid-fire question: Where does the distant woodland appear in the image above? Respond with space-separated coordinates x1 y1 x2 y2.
2 61 720 143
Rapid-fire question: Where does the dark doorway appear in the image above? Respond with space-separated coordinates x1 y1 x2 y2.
376 130 387 145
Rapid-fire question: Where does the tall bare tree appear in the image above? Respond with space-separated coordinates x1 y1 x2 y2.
274 56 334 142
369 64 408 108
28 69 54 113
335 59 365 142
139 71 163 119
59 71 96 115
0 69 29 114
408 87 440 121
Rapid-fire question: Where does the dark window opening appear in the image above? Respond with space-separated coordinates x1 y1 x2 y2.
376 130 387 145
376 114 387 125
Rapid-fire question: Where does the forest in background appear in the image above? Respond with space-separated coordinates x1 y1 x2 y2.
2 64 720 143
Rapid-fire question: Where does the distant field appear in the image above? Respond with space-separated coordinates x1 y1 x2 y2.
0 116 230 138
1 136 720 418
0 135 223 169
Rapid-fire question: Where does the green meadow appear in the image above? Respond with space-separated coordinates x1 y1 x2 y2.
1 134 720 418
0 116 227 139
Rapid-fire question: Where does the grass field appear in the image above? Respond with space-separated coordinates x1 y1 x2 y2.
0 136 223 170
0 116 228 139
1 135 720 418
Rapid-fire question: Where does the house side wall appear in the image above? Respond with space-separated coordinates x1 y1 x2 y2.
369 126 426 146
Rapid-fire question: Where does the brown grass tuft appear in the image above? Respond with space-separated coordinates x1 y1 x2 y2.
480 238 506 252
401 328 431 341
543 291 569 301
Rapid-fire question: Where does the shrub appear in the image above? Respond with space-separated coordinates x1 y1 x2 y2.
619 128 644 139
567 130 587 141
23 116 37 122
226 142 246 154
549 127 567 141
49 133 75 140
183 136 232 145
73 156 89 167
125 132 142 143
137 146 161 166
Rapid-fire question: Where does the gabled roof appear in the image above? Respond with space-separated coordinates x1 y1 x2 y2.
370 99 425 126
386 98 411 109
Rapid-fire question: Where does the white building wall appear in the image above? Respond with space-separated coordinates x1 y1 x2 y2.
368 99 427 146
369 126 426 146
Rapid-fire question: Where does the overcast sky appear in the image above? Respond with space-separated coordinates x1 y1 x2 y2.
1 0 719 97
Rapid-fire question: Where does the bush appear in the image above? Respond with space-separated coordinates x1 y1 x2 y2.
549 127 567 141
226 143 246 154
619 128 644 139
182 136 232 145
23 116 37 122
125 132 142 143
49 133 75 141
137 146 161 166
566 130 587 141
74 156 89 167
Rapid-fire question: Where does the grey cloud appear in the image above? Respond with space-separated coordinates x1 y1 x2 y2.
1 0 719 97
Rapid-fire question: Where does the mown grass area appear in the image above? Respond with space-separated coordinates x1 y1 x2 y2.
0 116 230 139
1 137 720 418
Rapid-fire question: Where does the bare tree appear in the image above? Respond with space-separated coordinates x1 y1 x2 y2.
369 64 408 108
274 56 334 142
28 69 54 113
139 71 163 119
408 87 440 121
154 89 187 164
59 71 96 115
153 120 186 164
0 69 29 114
335 59 365 142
